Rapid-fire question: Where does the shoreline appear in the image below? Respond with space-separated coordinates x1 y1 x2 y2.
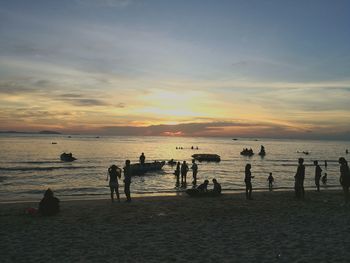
0 184 342 204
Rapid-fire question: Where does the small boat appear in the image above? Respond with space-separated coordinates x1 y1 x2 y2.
60 152 76 162
51 142 57 144
127 161 165 175
240 149 254 157
192 154 221 162
186 189 221 197
167 159 177 166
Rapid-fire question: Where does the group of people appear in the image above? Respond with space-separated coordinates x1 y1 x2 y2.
106 160 132 203
196 178 222 194
174 160 198 187
245 157 350 203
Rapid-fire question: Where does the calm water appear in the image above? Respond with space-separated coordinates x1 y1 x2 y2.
0 134 349 201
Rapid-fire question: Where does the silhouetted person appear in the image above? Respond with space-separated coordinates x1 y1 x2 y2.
39 188 60 216
346 149 349 154
339 157 350 203
107 164 121 202
191 146 194 149
212 178 222 194
123 160 132 202
181 161 189 184
324 160 328 168
245 164 254 200
294 158 305 199
191 159 198 186
174 162 180 186
197 180 209 192
139 152 145 165
322 173 328 185
267 172 274 191
314 160 322 192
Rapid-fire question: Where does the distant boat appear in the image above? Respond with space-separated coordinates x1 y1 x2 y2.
127 161 165 175
232 138 238 141
51 142 57 144
192 154 221 162
60 152 76 162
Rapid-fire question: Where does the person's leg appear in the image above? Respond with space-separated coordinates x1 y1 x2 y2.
116 187 120 202
245 183 249 199
126 183 131 202
110 187 114 202
301 185 305 199
249 183 252 199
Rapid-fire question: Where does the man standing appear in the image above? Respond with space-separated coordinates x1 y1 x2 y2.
191 159 198 186
314 160 322 192
124 160 132 202
139 153 145 165
181 161 189 185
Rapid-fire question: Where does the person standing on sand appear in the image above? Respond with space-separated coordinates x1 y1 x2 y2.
314 161 322 192
244 164 254 200
191 159 198 186
339 157 350 203
124 160 132 202
181 161 189 184
107 164 121 202
174 161 181 186
294 158 305 199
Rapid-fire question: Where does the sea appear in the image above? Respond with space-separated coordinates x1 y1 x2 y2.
0 134 349 202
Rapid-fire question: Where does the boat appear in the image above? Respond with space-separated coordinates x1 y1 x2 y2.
127 161 165 175
186 189 221 197
240 149 254 157
167 159 177 165
60 152 76 162
192 154 221 162
51 142 57 144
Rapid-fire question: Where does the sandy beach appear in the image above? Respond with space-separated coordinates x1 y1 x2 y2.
1 190 350 262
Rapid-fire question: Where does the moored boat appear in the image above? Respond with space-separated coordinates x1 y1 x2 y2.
192 154 221 162
60 152 76 162
127 161 165 175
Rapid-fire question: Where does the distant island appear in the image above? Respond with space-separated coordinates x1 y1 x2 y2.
0 130 62 134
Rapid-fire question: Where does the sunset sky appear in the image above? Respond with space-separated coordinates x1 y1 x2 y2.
1 0 350 139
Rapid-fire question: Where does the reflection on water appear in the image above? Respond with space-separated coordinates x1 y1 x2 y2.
0 134 349 201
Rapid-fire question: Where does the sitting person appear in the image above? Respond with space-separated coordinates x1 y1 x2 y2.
212 178 222 194
38 188 60 216
197 180 209 192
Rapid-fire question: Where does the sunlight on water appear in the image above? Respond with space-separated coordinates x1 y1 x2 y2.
0 134 349 201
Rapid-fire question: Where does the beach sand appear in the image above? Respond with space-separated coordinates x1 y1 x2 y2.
1 190 350 262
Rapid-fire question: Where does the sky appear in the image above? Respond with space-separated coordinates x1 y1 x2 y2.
0 0 350 139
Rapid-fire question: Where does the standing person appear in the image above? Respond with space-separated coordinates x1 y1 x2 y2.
123 160 132 202
294 158 305 199
139 152 146 165
181 161 189 185
244 164 254 200
324 160 328 169
174 162 180 187
339 157 350 203
191 159 198 186
314 161 322 192
107 165 121 202
267 172 274 191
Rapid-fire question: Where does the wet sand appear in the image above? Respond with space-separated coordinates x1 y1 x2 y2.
1 190 350 262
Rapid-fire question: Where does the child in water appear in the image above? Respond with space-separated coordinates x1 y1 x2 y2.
322 173 327 185
267 173 274 191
